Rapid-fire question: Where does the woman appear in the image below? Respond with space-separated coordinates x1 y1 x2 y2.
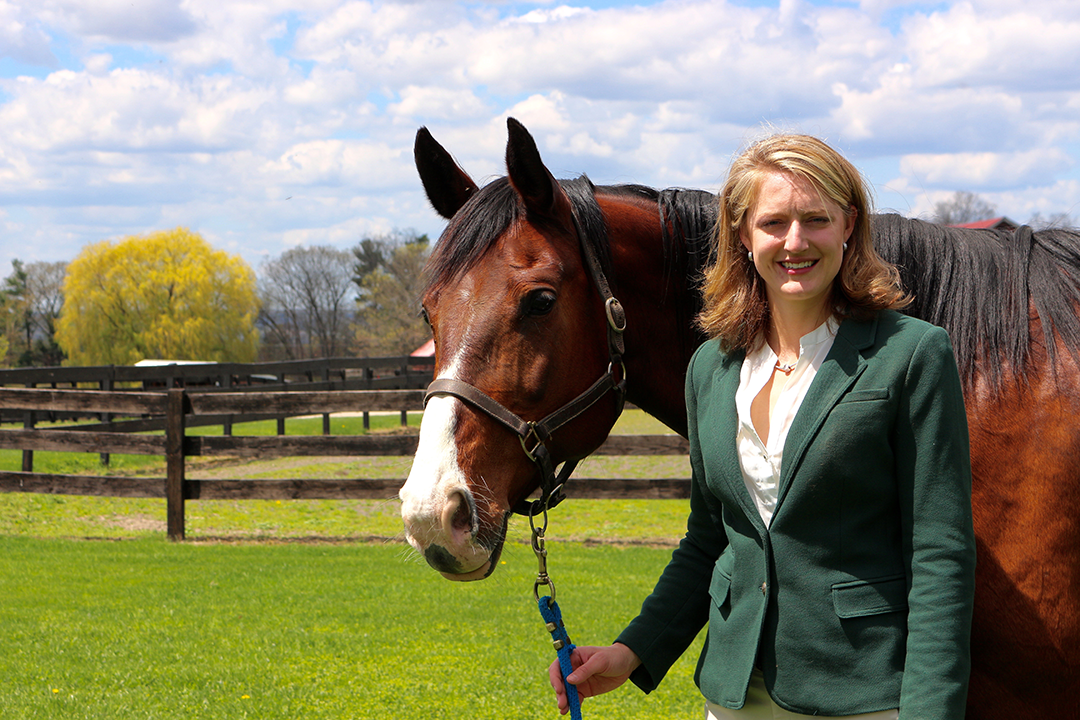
549 134 976 719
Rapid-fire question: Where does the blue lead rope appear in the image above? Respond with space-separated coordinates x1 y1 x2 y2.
539 596 582 720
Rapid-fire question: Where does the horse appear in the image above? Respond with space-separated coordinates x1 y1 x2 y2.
398 118 1080 718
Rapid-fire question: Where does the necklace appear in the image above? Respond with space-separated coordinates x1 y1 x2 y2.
774 360 797 375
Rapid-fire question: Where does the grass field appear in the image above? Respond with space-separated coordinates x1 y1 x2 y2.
0 410 705 719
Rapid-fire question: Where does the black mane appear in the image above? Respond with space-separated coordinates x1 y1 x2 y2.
873 214 1080 386
423 176 1080 388
423 176 716 303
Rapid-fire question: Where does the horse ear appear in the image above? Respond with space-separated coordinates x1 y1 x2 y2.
505 117 570 221
414 126 479 219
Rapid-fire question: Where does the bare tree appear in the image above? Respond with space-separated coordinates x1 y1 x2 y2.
24 260 67 365
258 246 356 360
932 191 997 225
1027 211 1075 230
0 259 66 366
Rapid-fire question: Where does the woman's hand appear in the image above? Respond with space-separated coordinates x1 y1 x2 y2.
548 643 642 715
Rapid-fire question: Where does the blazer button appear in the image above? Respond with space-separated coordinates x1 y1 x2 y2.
760 581 767 595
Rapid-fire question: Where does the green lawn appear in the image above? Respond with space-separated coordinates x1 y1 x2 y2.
0 409 705 719
0 537 704 720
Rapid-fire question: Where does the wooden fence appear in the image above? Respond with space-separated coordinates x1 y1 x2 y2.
0 355 436 425
0 386 691 540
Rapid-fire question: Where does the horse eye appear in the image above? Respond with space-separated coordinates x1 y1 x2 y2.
419 307 431 326
524 289 556 317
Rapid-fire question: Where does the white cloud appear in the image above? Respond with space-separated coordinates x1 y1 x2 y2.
899 149 1074 190
0 0 1078 276
0 1 56 65
0 69 281 155
262 138 414 190
388 85 490 123
44 0 198 43
831 72 1025 151
902 3 1080 92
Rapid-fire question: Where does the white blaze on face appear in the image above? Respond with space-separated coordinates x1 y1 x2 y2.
399 356 474 558
400 394 465 549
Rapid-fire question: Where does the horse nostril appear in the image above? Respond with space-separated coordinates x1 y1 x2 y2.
443 489 478 539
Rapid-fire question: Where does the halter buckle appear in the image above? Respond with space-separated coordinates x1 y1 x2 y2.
519 422 543 462
605 297 627 333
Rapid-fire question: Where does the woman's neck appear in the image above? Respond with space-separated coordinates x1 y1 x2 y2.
767 302 832 363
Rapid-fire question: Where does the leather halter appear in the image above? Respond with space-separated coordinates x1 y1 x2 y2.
424 207 628 517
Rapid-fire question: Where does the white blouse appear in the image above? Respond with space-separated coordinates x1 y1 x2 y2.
735 318 838 528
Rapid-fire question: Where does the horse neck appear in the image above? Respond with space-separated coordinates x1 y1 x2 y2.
599 193 706 437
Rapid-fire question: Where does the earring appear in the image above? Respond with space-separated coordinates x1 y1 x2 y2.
843 242 848 251
747 250 753 262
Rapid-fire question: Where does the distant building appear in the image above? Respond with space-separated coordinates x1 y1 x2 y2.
950 217 1020 231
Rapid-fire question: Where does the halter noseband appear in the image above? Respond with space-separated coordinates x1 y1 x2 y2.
423 206 628 517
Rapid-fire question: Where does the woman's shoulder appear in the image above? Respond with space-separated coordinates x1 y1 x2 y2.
860 309 951 346
688 336 743 375
845 310 958 374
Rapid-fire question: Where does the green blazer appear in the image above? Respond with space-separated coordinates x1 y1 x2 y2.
617 310 975 718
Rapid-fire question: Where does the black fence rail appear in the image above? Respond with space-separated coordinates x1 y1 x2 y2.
0 355 436 447
0 355 435 415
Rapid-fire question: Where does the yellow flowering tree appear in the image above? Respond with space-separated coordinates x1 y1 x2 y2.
56 228 260 365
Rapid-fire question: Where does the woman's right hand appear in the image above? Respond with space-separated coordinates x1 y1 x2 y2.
548 642 642 715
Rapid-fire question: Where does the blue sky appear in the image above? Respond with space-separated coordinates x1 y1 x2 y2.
0 0 1078 272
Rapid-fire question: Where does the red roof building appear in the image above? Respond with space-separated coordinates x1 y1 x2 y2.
411 338 435 357
950 217 1019 231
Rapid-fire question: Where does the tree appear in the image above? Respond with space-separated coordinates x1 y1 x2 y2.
932 191 997 225
1027 211 1075 230
55 228 260 366
18 260 66 366
1 259 67 366
258 245 356 360
352 231 432 356
0 260 29 366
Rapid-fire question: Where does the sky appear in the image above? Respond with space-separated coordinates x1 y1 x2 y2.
0 0 1078 273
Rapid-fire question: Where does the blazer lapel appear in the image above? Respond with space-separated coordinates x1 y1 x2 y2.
774 315 878 513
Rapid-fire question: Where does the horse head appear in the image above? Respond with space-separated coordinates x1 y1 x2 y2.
400 118 626 580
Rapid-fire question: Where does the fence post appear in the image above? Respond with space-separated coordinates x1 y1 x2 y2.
363 367 373 430
166 388 187 541
21 391 34 473
322 366 331 435
99 376 112 466
276 373 286 435
222 372 233 437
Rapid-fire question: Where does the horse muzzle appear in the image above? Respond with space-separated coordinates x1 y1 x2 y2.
400 484 501 581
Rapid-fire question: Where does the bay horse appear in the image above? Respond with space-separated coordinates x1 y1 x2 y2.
399 118 1080 718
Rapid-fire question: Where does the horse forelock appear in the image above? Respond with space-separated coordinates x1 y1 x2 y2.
423 174 614 297
424 178 520 297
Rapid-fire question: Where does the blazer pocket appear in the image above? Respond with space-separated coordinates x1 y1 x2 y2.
832 574 907 619
710 556 733 609
838 388 890 403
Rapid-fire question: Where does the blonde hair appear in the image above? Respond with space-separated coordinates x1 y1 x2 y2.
697 133 909 351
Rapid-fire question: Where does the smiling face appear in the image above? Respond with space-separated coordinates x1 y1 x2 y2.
740 170 856 322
